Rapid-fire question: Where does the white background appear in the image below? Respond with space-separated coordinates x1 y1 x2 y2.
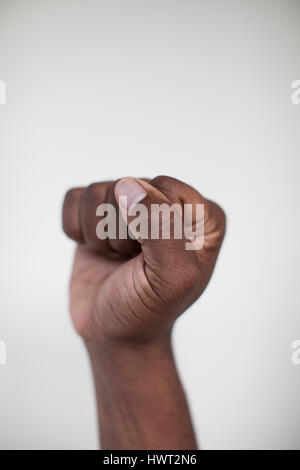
0 0 299 449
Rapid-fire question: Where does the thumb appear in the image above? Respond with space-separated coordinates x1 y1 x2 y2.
114 177 200 295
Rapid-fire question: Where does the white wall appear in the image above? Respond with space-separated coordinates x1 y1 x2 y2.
0 0 299 449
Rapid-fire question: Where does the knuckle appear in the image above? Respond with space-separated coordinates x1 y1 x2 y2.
62 187 83 240
63 187 79 205
213 203 226 237
206 201 226 240
84 182 102 202
151 175 175 192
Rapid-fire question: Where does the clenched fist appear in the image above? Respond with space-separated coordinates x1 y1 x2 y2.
62 176 225 344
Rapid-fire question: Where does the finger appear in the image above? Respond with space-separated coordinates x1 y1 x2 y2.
62 187 85 242
106 181 141 256
79 181 114 253
104 178 151 256
63 180 150 255
150 175 226 297
114 177 201 300
151 175 225 253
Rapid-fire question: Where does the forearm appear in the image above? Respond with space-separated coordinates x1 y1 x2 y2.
86 336 197 450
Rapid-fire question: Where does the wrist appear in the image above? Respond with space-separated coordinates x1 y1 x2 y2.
85 332 173 361
85 334 174 383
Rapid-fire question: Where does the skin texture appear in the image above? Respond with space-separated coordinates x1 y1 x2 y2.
62 175 225 449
